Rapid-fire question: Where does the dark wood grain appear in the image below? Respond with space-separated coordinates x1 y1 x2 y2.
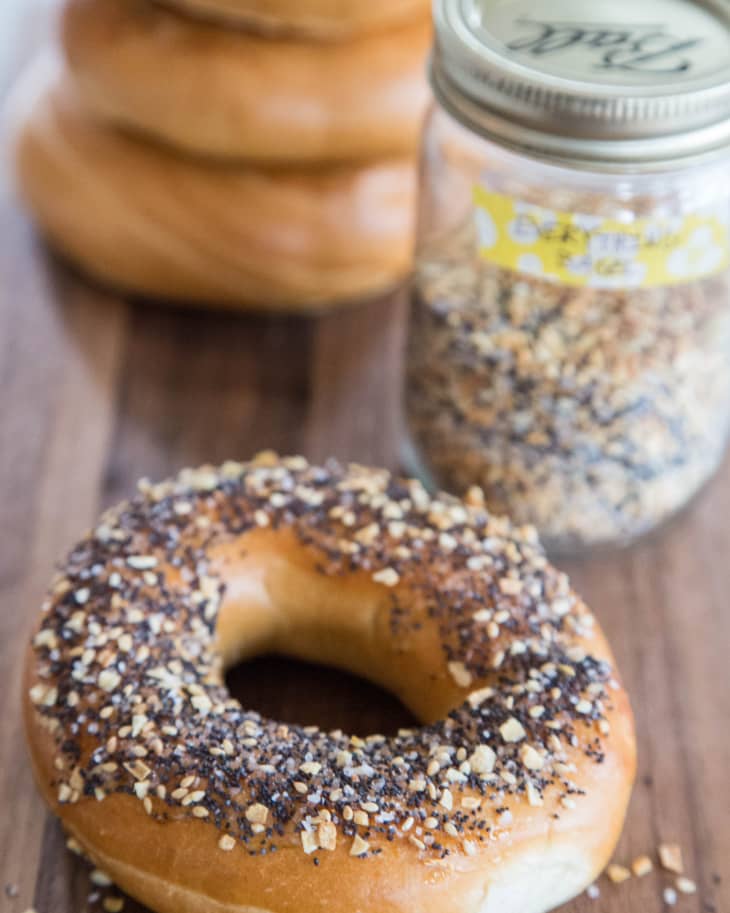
1 6 728 913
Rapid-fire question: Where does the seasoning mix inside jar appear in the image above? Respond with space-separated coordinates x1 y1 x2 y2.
406 0 730 554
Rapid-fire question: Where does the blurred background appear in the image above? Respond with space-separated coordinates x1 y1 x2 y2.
1 1 729 912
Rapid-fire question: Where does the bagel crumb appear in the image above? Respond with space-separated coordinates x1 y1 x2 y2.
218 835 236 851
663 887 678 906
631 855 653 877
586 884 600 899
659 843 684 874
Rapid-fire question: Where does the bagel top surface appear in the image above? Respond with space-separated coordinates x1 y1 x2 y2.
61 0 432 163
152 0 431 38
25 454 634 901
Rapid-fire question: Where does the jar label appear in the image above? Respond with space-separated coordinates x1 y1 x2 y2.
473 185 730 288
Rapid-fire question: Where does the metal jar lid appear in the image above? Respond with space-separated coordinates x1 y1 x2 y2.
432 0 730 168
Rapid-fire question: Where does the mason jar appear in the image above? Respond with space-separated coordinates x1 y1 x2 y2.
405 0 730 555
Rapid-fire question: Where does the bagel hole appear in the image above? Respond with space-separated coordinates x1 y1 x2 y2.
225 654 419 736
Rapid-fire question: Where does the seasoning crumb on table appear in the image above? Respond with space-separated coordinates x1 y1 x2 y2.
676 877 697 895
606 863 632 884
659 842 685 874
632 854 654 877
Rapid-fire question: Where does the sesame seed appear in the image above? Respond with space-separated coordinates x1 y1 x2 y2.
447 661 473 688
526 782 543 807
372 568 400 587
98 669 121 692
499 717 526 743
126 555 158 570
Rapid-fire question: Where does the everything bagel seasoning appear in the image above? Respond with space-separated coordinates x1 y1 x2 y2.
407 219 730 553
407 0 730 554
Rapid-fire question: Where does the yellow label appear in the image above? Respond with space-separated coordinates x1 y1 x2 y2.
473 185 730 288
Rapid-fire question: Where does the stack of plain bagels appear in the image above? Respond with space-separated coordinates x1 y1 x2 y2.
12 0 432 311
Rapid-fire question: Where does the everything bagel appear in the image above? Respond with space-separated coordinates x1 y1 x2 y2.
62 0 432 163
25 454 635 913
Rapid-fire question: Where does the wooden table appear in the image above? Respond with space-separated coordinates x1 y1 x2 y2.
1 6 727 913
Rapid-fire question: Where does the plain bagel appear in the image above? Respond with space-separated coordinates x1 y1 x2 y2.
151 0 431 38
61 0 432 163
11 64 416 312
25 454 636 913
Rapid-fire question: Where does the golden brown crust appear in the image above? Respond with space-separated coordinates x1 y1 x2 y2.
62 0 432 163
152 0 431 38
24 455 635 913
11 64 416 312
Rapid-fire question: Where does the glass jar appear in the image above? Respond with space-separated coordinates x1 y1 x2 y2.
405 0 730 555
